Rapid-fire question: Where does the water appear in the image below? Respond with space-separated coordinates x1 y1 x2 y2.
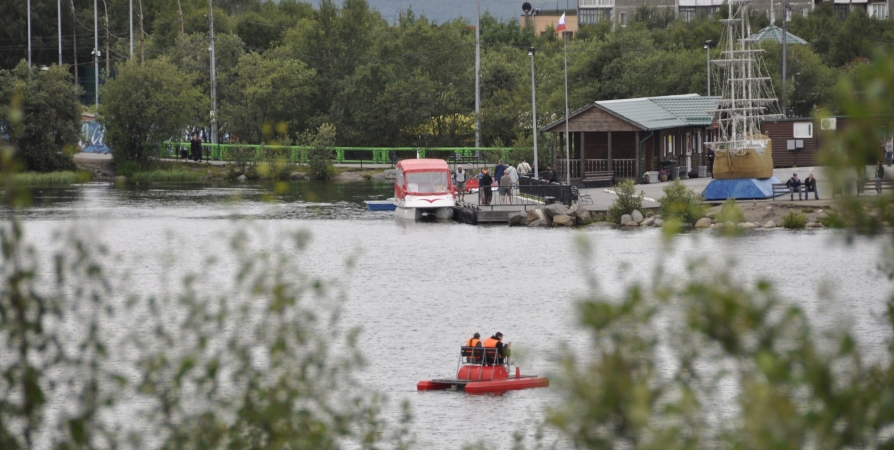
4 181 892 448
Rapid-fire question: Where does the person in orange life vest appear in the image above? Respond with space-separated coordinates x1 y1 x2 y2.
463 333 483 363
483 332 511 365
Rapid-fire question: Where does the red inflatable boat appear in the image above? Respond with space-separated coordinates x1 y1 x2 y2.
417 346 549 394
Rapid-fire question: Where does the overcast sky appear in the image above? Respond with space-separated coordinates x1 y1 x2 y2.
303 0 572 23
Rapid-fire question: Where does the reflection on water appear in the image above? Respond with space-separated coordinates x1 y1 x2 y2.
3 182 893 449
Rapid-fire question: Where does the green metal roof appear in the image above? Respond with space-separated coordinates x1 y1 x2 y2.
541 94 720 132
747 25 808 45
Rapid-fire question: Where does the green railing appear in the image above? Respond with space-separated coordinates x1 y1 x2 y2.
162 142 515 164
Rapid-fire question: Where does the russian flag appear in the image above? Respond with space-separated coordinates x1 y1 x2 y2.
556 13 566 33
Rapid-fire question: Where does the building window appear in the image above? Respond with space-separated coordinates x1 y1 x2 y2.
802 8 809 17
834 3 849 19
869 3 889 19
679 6 720 22
620 12 626 26
579 8 612 24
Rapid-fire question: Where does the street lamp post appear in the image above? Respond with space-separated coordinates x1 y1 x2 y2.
528 47 539 179
704 40 712 96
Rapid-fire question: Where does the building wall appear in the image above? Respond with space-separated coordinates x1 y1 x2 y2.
760 118 854 167
521 11 578 35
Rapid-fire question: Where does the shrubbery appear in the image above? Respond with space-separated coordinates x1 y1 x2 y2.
658 180 705 224
607 180 644 223
716 198 744 224
782 209 807 228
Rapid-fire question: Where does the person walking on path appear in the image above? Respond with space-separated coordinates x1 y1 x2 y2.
500 170 513 204
190 133 202 162
885 138 893 167
804 173 819 200
453 166 467 203
517 159 532 176
786 173 802 200
876 161 886 194
504 164 519 187
494 159 507 184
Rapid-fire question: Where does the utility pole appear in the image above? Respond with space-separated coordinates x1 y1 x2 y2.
475 0 481 149
27 0 32 67
94 0 99 109
209 0 218 146
781 0 788 117
103 0 109 76
71 0 78 86
130 0 133 57
58 0 63 65
563 0 570 185
139 0 144 63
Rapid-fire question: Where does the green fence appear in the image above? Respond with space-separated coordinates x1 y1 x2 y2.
162 142 518 165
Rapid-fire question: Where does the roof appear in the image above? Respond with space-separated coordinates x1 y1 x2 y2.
396 158 450 172
746 25 808 45
542 94 720 132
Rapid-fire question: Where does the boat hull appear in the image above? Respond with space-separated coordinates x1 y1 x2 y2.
365 200 397 211
394 206 454 220
712 138 774 180
417 364 549 393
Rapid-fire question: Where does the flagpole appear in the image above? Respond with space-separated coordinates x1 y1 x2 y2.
563 8 570 185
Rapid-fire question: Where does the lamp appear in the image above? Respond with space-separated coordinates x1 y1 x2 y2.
529 46 539 178
703 40 712 96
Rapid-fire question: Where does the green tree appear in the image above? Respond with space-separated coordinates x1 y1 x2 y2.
99 57 203 164
298 123 337 180
0 61 79 172
220 51 315 144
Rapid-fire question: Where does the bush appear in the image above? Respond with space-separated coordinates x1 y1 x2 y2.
11 171 91 185
115 160 140 178
297 124 336 180
658 180 705 224
716 198 744 224
782 209 807 228
607 180 644 223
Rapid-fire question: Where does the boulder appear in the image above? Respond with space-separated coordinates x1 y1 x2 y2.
237 174 247 182
544 203 571 217
290 172 304 180
695 218 713 228
631 209 644 223
764 220 776 228
527 208 549 225
681 223 693 229
620 214 633 226
741 222 757 229
710 223 722 229
725 221 736 228
625 221 639 227
737 222 745 228
646 212 655 218
508 212 527 226
552 214 575 227
806 222 821 228
526 209 540 225
641 217 655 227
590 212 606 222
653 218 665 227
527 219 544 228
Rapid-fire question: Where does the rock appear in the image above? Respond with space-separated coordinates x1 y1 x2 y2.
382 169 396 179
737 222 745 228
625 221 639 227
766 206 774 210
527 219 543 228
508 212 527 226
631 210 644 223
681 223 693 229
641 217 655 227
290 172 303 180
653 218 665 227
544 203 571 217
589 211 605 222
237 174 247 181
725 221 736 228
764 220 776 228
806 222 821 228
620 214 633 226
713 222 725 228
646 212 655 218
526 209 540 225
741 222 757 229
817 210 826 216
695 218 713 228
552 214 575 227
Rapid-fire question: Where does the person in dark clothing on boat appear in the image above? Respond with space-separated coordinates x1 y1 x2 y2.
483 332 511 365
480 169 493 205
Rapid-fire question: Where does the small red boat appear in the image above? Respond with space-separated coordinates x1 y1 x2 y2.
417 346 549 394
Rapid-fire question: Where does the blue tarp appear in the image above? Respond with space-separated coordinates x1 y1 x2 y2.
701 177 782 200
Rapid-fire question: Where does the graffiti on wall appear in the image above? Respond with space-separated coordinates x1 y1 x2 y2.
79 121 110 154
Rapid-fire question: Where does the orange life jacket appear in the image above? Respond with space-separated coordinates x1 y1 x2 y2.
463 338 482 359
465 338 480 348
483 337 499 348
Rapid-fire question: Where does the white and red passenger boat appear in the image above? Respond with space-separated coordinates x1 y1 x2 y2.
417 346 549 394
393 159 455 220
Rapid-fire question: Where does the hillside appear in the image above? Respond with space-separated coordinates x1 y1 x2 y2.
305 0 526 23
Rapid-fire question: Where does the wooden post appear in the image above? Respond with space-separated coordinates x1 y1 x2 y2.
580 131 586 171
635 130 640 180
551 132 557 169
607 131 612 175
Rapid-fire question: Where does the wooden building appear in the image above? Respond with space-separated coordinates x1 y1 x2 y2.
541 94 719 182
760 117 851 168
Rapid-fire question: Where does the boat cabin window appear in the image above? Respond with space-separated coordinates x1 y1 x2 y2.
395 168 403 187
405 172 448 193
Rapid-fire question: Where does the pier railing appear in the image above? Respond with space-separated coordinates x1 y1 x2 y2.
161 142 514 165
467 177 576 209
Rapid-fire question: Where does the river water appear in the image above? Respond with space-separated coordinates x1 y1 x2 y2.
5 180 893 449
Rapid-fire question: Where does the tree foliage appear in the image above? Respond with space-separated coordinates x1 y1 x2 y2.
99 58 203 163
607 179 644 223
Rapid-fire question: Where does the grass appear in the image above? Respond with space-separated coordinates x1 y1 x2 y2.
716 198 744 224
7 171 92 185
782 210 807 229
129 169 202 182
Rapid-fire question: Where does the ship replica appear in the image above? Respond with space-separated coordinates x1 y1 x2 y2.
702 0 784 200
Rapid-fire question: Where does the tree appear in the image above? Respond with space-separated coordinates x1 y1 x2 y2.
99 57 203 164
220 51 315 144
0 61 79 172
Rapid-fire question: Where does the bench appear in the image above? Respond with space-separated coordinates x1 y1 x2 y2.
859 179 894 195
582 171 614 188
772 183 810 199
